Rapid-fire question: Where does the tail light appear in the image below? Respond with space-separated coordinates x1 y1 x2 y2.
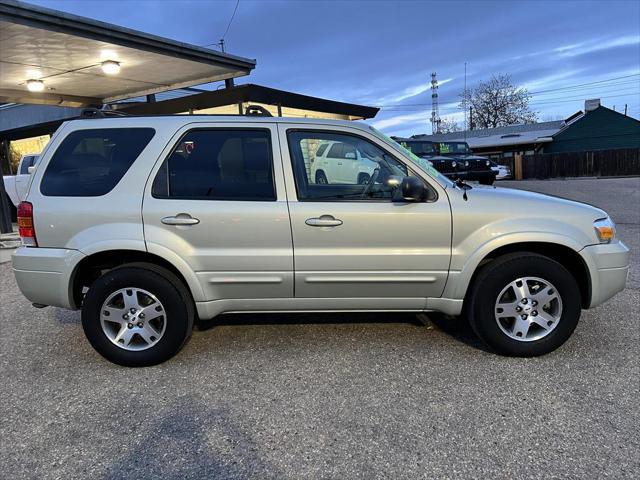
17 201 37 247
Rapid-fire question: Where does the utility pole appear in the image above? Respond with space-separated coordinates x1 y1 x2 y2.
217 38 235 89
469 106 474 131
430 72 441 135
624 104 628 116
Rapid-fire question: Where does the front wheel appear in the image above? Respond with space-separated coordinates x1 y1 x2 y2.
82 263 194 367
467 253 581 356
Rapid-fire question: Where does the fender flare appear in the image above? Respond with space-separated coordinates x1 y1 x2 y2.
443 231 586 300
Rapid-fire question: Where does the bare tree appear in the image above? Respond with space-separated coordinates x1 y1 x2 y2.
460 74 537 129
439 117 462 134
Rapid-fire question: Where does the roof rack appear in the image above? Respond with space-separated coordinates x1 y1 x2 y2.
79 108 132 119
244 105 272 117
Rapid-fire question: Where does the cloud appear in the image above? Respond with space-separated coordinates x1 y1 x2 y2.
374 78 454 105
371 111 430 130
556 35 640 57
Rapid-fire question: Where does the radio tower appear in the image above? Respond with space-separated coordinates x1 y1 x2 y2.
430 72 441 134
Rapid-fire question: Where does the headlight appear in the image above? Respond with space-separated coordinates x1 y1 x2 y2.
451 161 457 168
594 217 616 243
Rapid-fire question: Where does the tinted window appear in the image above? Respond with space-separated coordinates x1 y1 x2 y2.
19 156 36 174
316 143 329 157
41 128 154 196
152 129 275 201
287 130 426 202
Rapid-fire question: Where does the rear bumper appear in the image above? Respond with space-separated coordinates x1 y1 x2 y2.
12 247 85 309
580 240 630 308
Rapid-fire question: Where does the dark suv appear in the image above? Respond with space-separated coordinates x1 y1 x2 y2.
396 139 496 185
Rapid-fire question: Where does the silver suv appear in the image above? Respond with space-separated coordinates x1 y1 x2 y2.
12 115 629 366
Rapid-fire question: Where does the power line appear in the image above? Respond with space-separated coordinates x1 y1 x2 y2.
374 73 640 109
203 0 240 49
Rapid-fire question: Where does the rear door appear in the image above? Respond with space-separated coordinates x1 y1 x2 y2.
142 123 293 302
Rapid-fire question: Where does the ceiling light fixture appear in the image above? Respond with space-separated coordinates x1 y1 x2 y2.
26 79 45 92
101 60 121 75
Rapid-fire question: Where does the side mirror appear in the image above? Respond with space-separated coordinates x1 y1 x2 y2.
344 152 356 160
27 166 36 174
400 176 425 202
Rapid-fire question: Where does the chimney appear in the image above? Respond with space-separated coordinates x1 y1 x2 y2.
585 99 601 112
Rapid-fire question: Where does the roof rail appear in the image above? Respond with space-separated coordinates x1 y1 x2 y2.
79 108 132 119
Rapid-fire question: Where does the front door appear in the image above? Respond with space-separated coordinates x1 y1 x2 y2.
143 123 293 303
279 125 452 301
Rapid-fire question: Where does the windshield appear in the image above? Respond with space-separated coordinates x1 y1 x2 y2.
397 140 436 157
438 142 471 155
368 126 454 187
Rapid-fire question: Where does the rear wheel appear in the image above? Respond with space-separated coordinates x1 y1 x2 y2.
467 253 581 356
82 263 194 367
315 170 328 184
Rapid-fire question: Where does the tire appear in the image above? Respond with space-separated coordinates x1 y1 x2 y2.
357 173 370 185
315 171 328 184
82 262 194 367
467 253 581 357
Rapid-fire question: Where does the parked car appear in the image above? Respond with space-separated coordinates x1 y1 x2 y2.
437 141 497 185
396 139 496 185
490 161 511 180
2 154 39 221
311 140 377 184
12 115 629 366
3 154 39 204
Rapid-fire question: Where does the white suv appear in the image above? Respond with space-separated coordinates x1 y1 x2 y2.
12 114 629 366
310 140 377 184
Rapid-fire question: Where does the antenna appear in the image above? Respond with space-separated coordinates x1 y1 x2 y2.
431 72 441 134
463 62 467 143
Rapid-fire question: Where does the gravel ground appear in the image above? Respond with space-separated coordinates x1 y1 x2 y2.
1 177 638 479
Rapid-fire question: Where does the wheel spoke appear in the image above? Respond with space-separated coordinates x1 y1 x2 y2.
512 279 530 302
101 305 127 324
531 311 556 330
533 288 559 309
496 302 520 318
114 326 135 346
139 302 164 322
511 315 531 338
138 325 158 344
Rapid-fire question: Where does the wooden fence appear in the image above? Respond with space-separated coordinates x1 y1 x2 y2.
520 148 640 179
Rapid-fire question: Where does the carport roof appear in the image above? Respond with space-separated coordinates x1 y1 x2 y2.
0 0 256 107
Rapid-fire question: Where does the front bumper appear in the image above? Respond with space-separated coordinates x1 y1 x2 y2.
12 247 85 309
580 240 630 308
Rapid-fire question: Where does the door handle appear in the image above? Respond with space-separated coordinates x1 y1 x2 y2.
305 215 343 227
161 214 200 226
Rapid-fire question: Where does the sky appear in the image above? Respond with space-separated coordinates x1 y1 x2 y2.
29 0 640 137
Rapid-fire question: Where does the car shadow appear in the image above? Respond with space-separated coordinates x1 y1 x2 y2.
103 398 279 479
196 311 424 331
197 311 491 353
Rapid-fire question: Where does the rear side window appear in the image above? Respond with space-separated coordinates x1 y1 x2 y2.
151 129 275 201
41 128 155 196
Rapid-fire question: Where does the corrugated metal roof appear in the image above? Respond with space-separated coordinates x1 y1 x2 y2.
413 120 565 149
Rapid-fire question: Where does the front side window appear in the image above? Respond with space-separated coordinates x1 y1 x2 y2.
152 129 275 201
288 130 432 202
41 128 155 197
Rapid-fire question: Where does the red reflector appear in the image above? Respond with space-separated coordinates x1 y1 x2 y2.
17 201 37 247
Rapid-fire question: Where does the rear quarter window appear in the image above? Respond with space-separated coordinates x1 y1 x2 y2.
40 128 155 197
